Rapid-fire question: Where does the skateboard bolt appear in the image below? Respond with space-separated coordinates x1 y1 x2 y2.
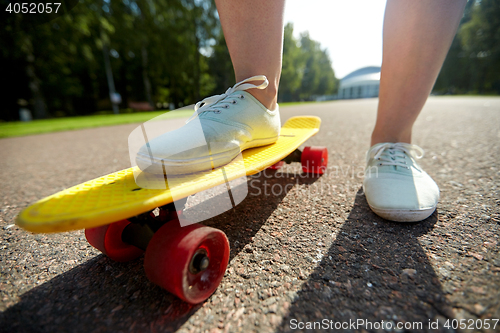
199 257 209 271
189 249 210 274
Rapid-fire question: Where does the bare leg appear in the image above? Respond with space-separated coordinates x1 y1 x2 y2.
371 0 466 145
214 0 285 110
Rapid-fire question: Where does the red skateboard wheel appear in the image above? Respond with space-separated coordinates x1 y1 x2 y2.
85 220 144 262
301 146 328 174
144 220 230 304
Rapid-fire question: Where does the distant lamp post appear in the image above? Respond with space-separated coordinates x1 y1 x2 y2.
102 42 120 114
110 92 122 106
18 99 32 122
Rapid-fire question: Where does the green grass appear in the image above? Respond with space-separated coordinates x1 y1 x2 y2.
0 110 193 138
0 101 322 139
279 101 319 107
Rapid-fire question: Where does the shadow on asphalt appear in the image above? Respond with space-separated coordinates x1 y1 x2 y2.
278 188 453 332
202 169 322 262
1 170 322 332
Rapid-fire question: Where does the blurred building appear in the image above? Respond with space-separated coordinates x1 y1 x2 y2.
338 66 381 99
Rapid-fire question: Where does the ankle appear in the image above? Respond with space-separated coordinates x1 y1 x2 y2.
246 84 278 111
371 127 412 146
234 75 278 110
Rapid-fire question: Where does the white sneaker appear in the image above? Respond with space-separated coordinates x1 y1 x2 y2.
363 142 440 222
136 76 280 174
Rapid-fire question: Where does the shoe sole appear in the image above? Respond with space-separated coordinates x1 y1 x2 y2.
136 136 278 175
368 206 436 222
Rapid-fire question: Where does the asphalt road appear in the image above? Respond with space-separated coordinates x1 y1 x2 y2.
1 96 499 333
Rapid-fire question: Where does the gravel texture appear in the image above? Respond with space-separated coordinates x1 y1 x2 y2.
0 96 499 333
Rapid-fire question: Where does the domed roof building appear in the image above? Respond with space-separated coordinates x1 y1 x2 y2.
338 66 381 99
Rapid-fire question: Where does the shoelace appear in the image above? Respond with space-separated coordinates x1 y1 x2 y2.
186 75 269 123
372 142 424 169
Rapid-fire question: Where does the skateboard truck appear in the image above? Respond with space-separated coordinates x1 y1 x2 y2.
283 149 302 164
121 197 188 251
268 149 301 169
122 208 212 275
268 147 327 174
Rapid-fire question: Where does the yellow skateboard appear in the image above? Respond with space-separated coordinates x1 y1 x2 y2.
16 115 327 304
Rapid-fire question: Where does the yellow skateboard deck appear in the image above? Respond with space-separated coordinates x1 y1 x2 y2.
16 116 321 233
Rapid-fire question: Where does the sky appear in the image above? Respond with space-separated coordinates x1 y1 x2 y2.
283 0 387 79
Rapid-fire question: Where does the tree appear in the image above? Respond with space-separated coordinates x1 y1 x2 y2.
434 0 500 94
278 24 338 102
460 0 500 93
279 23 305 102
1 0 221 121
208 30 234 95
